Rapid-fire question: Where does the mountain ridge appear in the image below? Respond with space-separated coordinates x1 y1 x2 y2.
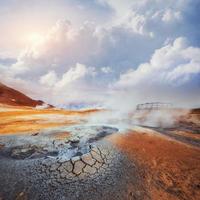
0 82 45 107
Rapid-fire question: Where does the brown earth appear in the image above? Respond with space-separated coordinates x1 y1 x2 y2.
110 130 200 200
0 82 44 107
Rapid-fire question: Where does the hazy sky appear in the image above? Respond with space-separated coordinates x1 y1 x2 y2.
0 0 200 109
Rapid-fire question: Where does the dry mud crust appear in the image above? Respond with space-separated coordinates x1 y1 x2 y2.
0 140 148 200
0 125 119 161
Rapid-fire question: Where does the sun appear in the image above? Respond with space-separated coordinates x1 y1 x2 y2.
27 32 44 45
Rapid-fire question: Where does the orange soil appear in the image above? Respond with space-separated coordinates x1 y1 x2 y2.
0 120 75 135
0 106 100 135
52 131 71 140
110 131 200 200
0 107 100 118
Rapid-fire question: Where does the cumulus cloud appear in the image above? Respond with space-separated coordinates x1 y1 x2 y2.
162 9 182 22
116 37 200 86
39 63 100 105
54 63 96 92
7 0 200 76
101 67 112 74
113 37 200 108
40 71 58 87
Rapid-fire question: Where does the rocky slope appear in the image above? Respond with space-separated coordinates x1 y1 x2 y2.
0 82 44 107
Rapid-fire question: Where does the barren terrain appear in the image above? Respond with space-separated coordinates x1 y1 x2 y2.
0 82 44 107
110 129 200 200
0 104 199 200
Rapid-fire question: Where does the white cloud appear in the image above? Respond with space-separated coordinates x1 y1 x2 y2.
124 12 150 36
40 70 58 87
113 37 200 107
55 63 95 91
162 9 182 22
8 0 198 78
117 3 184 39
101 67 112 74
100 0 133 18
116 37 200 86
40 63 100 105
10 20 100 78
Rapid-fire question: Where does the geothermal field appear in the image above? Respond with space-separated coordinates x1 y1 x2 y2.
0 102 200 200
0 0 200 200
1 1 200 199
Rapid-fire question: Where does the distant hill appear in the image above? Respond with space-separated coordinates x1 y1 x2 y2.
0 82 45 107
191 108 200 114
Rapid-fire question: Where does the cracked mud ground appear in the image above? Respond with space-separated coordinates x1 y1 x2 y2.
0 110 200 200
0 125 149 200
0 141 147 200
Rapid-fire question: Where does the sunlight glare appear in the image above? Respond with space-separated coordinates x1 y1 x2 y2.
26 32 44 45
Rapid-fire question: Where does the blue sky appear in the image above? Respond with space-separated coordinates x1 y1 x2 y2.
0 0 200 108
